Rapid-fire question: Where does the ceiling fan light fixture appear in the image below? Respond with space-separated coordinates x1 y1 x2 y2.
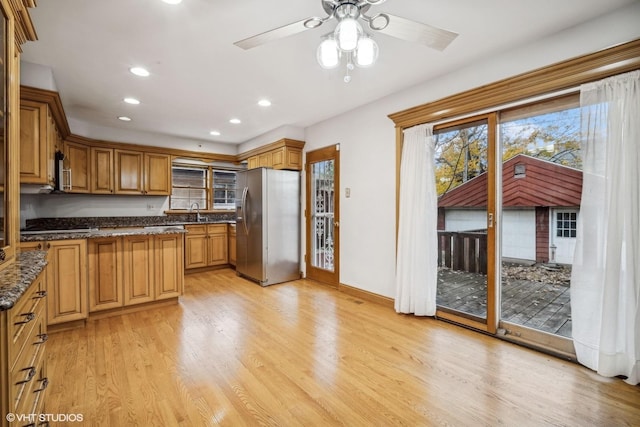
317 38 339 69
355 36 378 67
334 18 362 52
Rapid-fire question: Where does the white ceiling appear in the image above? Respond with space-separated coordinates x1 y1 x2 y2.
20 0 636 146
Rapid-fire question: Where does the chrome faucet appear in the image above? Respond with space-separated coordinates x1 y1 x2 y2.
190 202 201 222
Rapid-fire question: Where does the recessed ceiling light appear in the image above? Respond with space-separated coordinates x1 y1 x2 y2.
124 97 140 105
118 116 132 122
162 0 182 4
258 99 271 107
209 131 221 136
229 118 241 124
129 67 150 77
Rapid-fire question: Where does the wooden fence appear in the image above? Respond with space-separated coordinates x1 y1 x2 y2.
438 231 488 274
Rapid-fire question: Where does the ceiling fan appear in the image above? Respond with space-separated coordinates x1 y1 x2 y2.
233 0 458 52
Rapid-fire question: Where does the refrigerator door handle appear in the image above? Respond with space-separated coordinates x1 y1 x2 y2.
241 186 249 235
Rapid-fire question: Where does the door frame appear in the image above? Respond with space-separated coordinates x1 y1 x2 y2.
305 144 340 287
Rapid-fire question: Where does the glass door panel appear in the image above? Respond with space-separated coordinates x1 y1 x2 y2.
498 95 580 352
435 117 495 330
311 159 335 271
305 145 340 286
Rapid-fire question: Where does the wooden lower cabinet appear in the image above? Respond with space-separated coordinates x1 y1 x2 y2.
1 269 48 425
89 233 184 312
88 237 123 311
228 224 236 267
47 239 88 325
123 235 155 306
155 233 184 299
185 225 208 269
185 224 228 270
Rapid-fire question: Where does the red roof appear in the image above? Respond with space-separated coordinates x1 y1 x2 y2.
438 154 582 208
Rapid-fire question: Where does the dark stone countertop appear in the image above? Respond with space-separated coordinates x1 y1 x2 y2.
0 251 48 311
20 226 190 242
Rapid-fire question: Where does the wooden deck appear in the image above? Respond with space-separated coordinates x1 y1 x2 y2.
437 268 572 337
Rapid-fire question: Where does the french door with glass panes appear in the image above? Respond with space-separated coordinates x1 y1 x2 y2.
305 145 340 287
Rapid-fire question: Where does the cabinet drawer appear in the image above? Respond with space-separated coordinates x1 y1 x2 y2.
8 273 47 369
185 224 207 235
17 357 48 422
10 310 47 414
207 224 227 234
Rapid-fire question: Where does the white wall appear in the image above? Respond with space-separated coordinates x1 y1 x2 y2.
303 3 640 298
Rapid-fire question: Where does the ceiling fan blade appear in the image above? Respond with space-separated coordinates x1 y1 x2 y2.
376 13 458 51
234 18 323 50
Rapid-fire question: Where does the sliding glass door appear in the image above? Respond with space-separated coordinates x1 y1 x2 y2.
497 95 580 355
435 114 497 333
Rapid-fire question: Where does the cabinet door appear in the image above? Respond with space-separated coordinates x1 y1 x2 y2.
155 234 184 299
208 233 228 265
258 152 273 168
114 149 144 194
47 109 60 185
47 239 88 325
247 156 259 170
228 224 236 267
91 147 114 194
185 234 207 269
122 235 154 305
64 141 90 193
88 238 123 312
19 101 48 184
144 152 171 195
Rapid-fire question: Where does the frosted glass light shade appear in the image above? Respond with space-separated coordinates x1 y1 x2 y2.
335 18 362 52
355 37 378 67
317 38 339 69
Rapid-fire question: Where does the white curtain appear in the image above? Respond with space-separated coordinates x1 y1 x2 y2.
571 70 640 385
395 124 438 315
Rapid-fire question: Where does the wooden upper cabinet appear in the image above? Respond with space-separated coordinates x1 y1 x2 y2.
145 152 171 195
272 146 302 170
114 149 144 194
64 140 90 193
114 149 171 195
20 100 56 185
91 147 114 194
245 140 304 171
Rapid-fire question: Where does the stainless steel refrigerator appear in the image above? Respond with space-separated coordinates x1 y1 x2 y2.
235 168 300 286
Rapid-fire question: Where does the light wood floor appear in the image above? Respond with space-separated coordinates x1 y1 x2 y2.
45 268 640 426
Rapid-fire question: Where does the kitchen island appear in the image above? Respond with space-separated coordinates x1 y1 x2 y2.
20 225 189 330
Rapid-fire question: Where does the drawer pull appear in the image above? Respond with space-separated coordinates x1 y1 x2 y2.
35 333 49 345
16 366 37 385
33 290 48 299
34 377 49 393
15 312 36 325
